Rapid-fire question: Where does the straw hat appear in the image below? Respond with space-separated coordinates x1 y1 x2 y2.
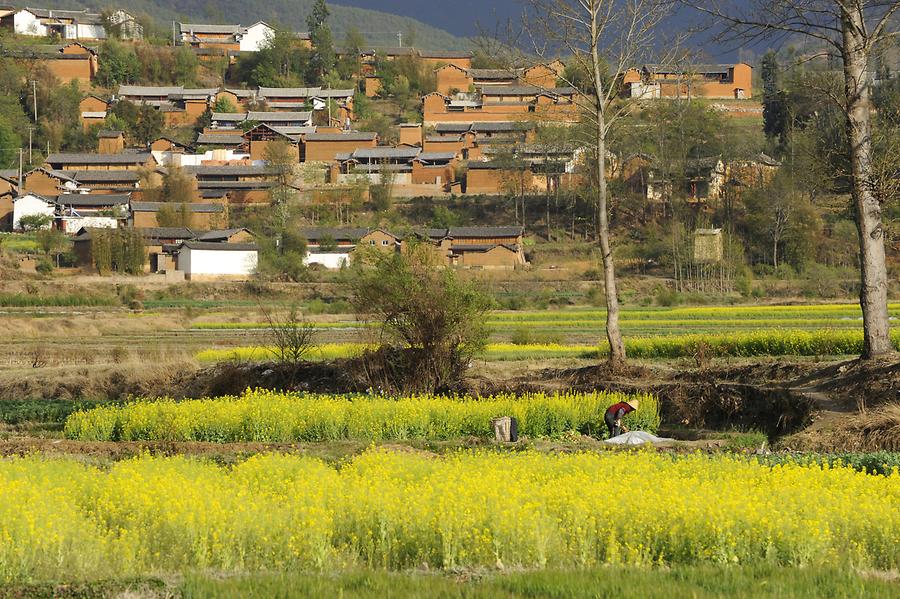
626 399 640 410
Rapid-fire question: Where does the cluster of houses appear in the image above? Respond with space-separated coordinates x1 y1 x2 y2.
303 226 527 270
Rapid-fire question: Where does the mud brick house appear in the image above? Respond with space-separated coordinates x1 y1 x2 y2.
1 7 107 39
44 152 157 172
214 88 255 109
129 201 226 229
411 152 458 186
301 226 526 269
302 131 378 162
195 133 246 151
419 50 473 70
257 87 355 122
183 164 279 205
623 63 753 100
116 86 218 126
69 170 142 195
19 167 78 196
56 192 129 233
301 227 399 268
423 85 578 126
79 94 108 129
335 146 422 180
149 137 194 153
2 42 98 85
97 130 125 154
435 62 565 96
240 124 302 161
209 111 313 130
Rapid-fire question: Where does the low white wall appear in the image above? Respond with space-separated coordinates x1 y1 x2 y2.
304 252 349 269
179 248 258 277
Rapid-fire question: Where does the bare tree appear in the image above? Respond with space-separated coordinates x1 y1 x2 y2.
682 0 898 359
522 0 677 367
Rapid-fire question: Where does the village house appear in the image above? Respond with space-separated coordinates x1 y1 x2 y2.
79 94 108 129
178 21 273 54
1 42 98 85
105 9 142 40
69 170 143 195
435 62 565 96
11 193 55 230
334 146 422 182
55 192 129 233
1 7 106 39
129 201 226 229
97 130 125 154
301 226 526 270
116 85 218 126
302 131 378 162
240 124 302 161
18 167 78 196
44 151 157 171
622 63 753 100
423 84 579 126
209 111 313 130
166 240 258 280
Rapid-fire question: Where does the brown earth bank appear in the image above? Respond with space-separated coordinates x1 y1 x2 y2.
1 356 898 452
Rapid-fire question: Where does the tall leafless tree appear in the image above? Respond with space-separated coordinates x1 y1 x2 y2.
683 0 898 358
521 0 678 367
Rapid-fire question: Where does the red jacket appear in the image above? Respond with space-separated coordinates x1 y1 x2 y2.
606 402 635 419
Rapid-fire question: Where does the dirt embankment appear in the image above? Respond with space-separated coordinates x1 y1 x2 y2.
2 356 898 452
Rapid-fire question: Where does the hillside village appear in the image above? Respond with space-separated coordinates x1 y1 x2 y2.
0 0 895 286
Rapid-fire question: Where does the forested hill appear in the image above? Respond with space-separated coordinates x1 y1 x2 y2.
30 0 472 50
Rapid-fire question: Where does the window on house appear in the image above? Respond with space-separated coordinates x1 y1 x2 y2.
369 240 375 245
381 240 389 246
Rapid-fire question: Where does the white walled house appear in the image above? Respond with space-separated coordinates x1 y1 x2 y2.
12 194 55 231
7 8 108 40
239 22 274 52
171 241 258 280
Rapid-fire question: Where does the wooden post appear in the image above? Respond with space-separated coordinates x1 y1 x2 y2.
491 417 518 442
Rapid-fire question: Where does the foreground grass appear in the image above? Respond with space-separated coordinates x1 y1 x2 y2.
5 566 896 598
179 567 899 599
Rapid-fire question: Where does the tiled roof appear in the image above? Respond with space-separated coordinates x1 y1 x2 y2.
45 152 152 164
179 23 241 34
57 193 130 206
176 241 258 251
349 147 420 160
72 171 141 182
131 202 224 213
300 227 370 242
196 134 245 146
304 132 377 142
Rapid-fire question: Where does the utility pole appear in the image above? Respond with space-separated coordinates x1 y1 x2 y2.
31 80 37 123
18 148 23 186
28 127 32 163
397 32 402 48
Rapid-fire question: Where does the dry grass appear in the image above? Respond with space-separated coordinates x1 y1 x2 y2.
784 403 900 452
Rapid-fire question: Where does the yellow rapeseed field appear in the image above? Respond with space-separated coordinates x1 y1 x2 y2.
0 450 897 582
64 390 660 442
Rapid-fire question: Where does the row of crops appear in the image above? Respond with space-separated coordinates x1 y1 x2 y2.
63 390 660 443
193 329 900 364
1 450 897 582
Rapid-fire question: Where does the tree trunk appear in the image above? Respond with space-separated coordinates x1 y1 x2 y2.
591 6 626 367
841 6 893 359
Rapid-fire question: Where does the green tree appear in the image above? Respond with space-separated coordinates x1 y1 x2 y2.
350 243 493 392
0 119 21 169
173 47 200 86
307 0 336 84
95 40 140 87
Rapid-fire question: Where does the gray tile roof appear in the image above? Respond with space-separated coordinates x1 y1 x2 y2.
258 87 322 98
72 171 141 182
179 23 241 34
350 147 421 160
176 241 258 251
57 193 130 206
480 85 576 96
131 202 224 213
301 227 370 242
45 152 152 165
415 152 457 162
184 165 276 176
304 132 377 142
196 134 245 146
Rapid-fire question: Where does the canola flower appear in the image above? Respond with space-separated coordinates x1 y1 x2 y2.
193 329 900 364
64 389 660 443
0 450 897 583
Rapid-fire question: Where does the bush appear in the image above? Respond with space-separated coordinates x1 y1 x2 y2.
350 243 493 392
35 259 53 274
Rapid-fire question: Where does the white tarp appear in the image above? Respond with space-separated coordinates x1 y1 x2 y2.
604 431 674 445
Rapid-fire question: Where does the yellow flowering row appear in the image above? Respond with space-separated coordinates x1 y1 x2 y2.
0 450 897 582
194 329 900 364
63 389 660 442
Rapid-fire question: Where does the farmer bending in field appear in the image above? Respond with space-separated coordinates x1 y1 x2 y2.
605 399 639 438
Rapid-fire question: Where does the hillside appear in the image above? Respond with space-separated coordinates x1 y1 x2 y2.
24 0 472 50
